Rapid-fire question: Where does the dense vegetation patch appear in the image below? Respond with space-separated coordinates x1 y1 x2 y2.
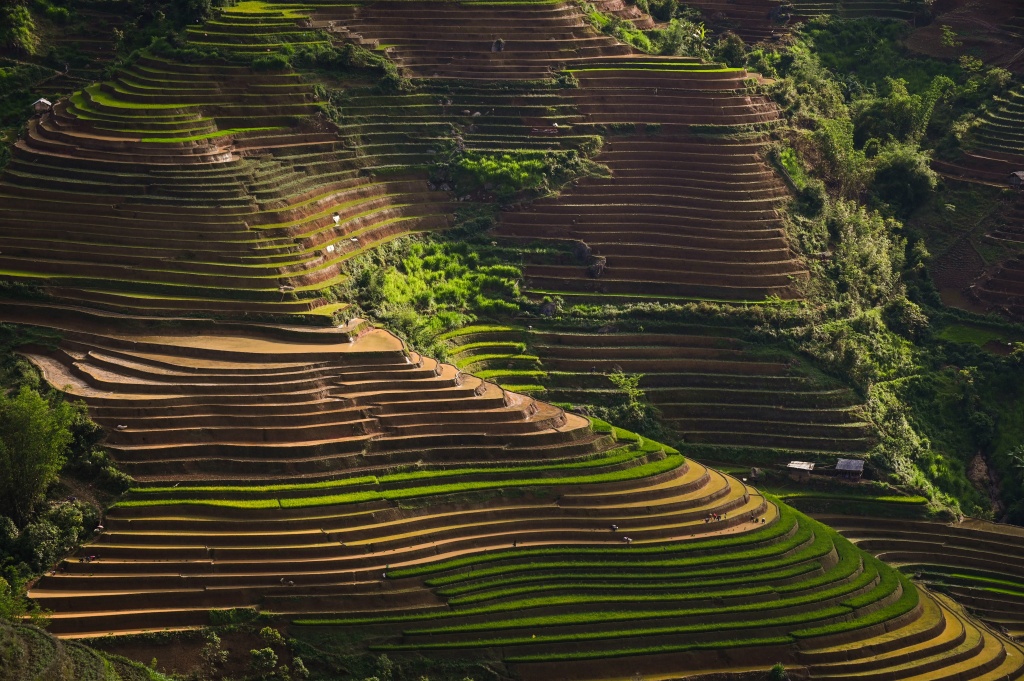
670 15 1024 521
338 234 526 360
0 325 127 622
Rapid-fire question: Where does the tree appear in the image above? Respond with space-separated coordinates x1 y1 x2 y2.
0 576 21 620
250 648 278 679
869 144 937 217
259 626 286 646
0 387 76 526
608 371 648 424
374 653 394 681
939 25 961 49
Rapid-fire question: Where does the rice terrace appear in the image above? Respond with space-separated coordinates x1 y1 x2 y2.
3 0 1024 679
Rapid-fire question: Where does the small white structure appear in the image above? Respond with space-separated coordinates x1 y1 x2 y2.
787 460 815 483
32 98 52 114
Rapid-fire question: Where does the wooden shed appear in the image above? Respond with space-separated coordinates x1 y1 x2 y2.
32 98 52 114
787 460 815 483
1009 171 1024 189
836 458 865 480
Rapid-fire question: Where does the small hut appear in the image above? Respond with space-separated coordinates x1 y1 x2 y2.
787 461 815 483
836 458 865 480
1009 171 1024 190
32 98 52 115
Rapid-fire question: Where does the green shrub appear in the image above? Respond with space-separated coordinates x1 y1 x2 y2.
796 179 827 218
209 607 259 626
644 0 678 21
868 144 937 217
251 53 291 71
147 36 226 64
439 147 604 201
650 18 710 59
259 626 286 646
293 42 410 91
250 647 278 679
459 152 547 194
824 202 905 310
715 32 747 67
200 631 228 671
579 1 657 53
853 78 924 147
883 298 929 341
0 576 20 620
554 70 579 88
0 5 37 55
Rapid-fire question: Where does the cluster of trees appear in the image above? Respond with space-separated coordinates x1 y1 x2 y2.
756 18 1010 217
0 386 82 619
555 12 1018 520
0 387 77 526
0 0 235 58
718 17 1024 520
0 327 130 621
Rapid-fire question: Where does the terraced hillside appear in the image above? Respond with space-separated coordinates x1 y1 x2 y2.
311 1 634 80
0 0 799 317
22 318 583 486
684 0 787 43
682 0 923 38
786 0 926 19
820 515 1024 642
303 4 805 305
440 324 875 459
485 57 802 302
6 310 1021 678
2 1 1023 679
903 0 1024 72
11 320 597 635
0 5 452 321
969 252 1024 321
292 506 1024 681
499 133 805 302
23 2 129 97
930 83 1024 322
1007 3 1024 42
303 0 806 303
935 84 1024 186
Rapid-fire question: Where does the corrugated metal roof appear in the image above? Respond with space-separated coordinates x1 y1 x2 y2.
836 458 865 472
787 461 815 471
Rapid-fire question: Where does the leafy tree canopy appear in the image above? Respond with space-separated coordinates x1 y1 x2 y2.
0 386 76 526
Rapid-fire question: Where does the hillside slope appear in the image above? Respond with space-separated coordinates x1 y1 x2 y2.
0 1 1022 679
